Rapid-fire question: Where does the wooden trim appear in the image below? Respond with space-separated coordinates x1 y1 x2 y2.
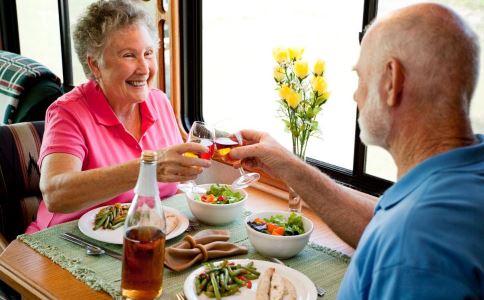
165 0 188 140
156 0 167 92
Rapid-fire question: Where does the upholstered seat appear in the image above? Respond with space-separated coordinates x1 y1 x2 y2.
0 121 44 250
0 50 63 124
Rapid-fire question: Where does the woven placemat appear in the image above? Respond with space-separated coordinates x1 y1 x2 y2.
19 194 349 299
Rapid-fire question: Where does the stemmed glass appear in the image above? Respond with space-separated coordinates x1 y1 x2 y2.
177 121 215 194
214 129 260 189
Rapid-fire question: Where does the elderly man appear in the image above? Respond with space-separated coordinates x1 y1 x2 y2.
231 3 484 299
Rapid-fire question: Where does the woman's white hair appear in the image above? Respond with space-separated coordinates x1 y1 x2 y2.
73 0 159 80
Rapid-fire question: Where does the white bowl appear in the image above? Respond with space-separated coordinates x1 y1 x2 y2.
185 184 248 225
245 210 313 259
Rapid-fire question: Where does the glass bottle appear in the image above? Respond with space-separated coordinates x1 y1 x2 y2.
121 150 166 300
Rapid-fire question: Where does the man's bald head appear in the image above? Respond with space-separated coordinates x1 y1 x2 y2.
365 3 480 111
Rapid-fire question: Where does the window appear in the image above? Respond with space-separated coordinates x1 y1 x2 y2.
201 0 362 171
14 0 162 89
16 0 63 80
180 0 392 195
180 0 484 195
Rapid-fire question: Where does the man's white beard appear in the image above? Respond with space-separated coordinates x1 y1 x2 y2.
358 78 392 149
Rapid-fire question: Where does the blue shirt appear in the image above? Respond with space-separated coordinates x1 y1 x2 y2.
338 135 484 300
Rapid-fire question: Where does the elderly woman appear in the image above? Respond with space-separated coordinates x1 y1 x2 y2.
26 0 209 233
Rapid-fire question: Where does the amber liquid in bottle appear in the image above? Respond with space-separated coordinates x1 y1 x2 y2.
122 150 167 300
121 226 166 300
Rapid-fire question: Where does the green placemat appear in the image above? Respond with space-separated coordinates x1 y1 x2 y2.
19 194 350 299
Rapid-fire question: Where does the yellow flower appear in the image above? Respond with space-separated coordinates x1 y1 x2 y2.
288 47 304 61
294 61 309 79
321 90 331 100
313 59 326 76
272 47 289 64
311 76 327 95
279 85 301 108
273 66 285 82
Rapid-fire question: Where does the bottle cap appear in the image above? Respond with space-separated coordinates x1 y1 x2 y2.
141 150 158 162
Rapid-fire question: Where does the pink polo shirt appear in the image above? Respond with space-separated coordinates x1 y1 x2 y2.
26 80 183 233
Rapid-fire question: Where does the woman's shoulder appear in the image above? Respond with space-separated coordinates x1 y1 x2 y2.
52 82 93 107
46 82 94 117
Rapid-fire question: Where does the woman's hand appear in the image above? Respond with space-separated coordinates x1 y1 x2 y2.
156 142 212 182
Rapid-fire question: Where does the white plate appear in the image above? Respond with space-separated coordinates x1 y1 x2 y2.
78 204 189 244
183 259 317 300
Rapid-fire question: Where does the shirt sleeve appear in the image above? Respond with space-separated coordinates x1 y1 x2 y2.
367 265 478 300
39 101 87 167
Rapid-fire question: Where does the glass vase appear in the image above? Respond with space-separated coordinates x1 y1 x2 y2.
288 151 306 213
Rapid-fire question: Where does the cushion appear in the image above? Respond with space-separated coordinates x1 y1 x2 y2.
0 50 63 124
0 121 44 241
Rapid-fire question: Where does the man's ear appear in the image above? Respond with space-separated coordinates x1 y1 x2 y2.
382 57 404 107
87 56 101 79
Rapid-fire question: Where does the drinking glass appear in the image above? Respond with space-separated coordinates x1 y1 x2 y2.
214 129 260 189
177 121 215 194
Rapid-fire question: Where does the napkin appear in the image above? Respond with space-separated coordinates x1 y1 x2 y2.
165 229 248 272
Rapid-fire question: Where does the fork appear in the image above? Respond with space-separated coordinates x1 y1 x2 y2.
175 291 186 300
267 257 327 297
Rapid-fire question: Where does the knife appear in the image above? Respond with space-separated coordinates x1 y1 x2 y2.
61 232 123 260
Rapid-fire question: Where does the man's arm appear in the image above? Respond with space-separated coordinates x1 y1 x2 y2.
231 130 376 248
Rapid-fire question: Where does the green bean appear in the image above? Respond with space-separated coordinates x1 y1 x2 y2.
204 291 215 298
220 288 239 297
92 204 129 230
199 277 208 292
194 261 259 298
195 277 202 295
242 266 260 275
210 273 221 300
245 273 259 280
229 269 245 277
233 276 246 286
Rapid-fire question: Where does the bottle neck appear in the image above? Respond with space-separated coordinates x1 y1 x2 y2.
134 160 159 197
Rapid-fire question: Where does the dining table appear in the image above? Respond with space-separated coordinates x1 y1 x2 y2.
0 186 354 300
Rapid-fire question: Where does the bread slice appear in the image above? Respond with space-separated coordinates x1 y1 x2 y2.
256 267 297 300
269 272 285 300
283 277 296 300
256 267 275 300
165 212 178 234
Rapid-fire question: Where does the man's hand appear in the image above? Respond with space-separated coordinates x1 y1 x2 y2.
230 130 298 180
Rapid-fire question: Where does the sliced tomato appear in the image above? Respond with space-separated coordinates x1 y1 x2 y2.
206 194 216 203
201 195 208 202
266 223 277 234
272 226 285 236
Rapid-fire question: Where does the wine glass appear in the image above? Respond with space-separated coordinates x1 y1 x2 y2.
177 121 215 194
214 129 260 189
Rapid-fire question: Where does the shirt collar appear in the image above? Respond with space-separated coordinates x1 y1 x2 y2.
375 134 484 213
83 80 157 127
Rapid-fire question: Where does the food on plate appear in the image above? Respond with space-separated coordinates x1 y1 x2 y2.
194 260 260 299
165 213 178 235
247 213 305 236
193 184 245 205
256 267 296 300
93 203 128 230
93 204 178 234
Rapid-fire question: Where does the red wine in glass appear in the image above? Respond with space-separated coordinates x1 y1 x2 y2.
198 138 215 160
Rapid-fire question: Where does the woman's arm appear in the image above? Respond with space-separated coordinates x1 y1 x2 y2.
40 142 211 213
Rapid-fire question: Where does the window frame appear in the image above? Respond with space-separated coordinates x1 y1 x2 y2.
177 0 393 196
